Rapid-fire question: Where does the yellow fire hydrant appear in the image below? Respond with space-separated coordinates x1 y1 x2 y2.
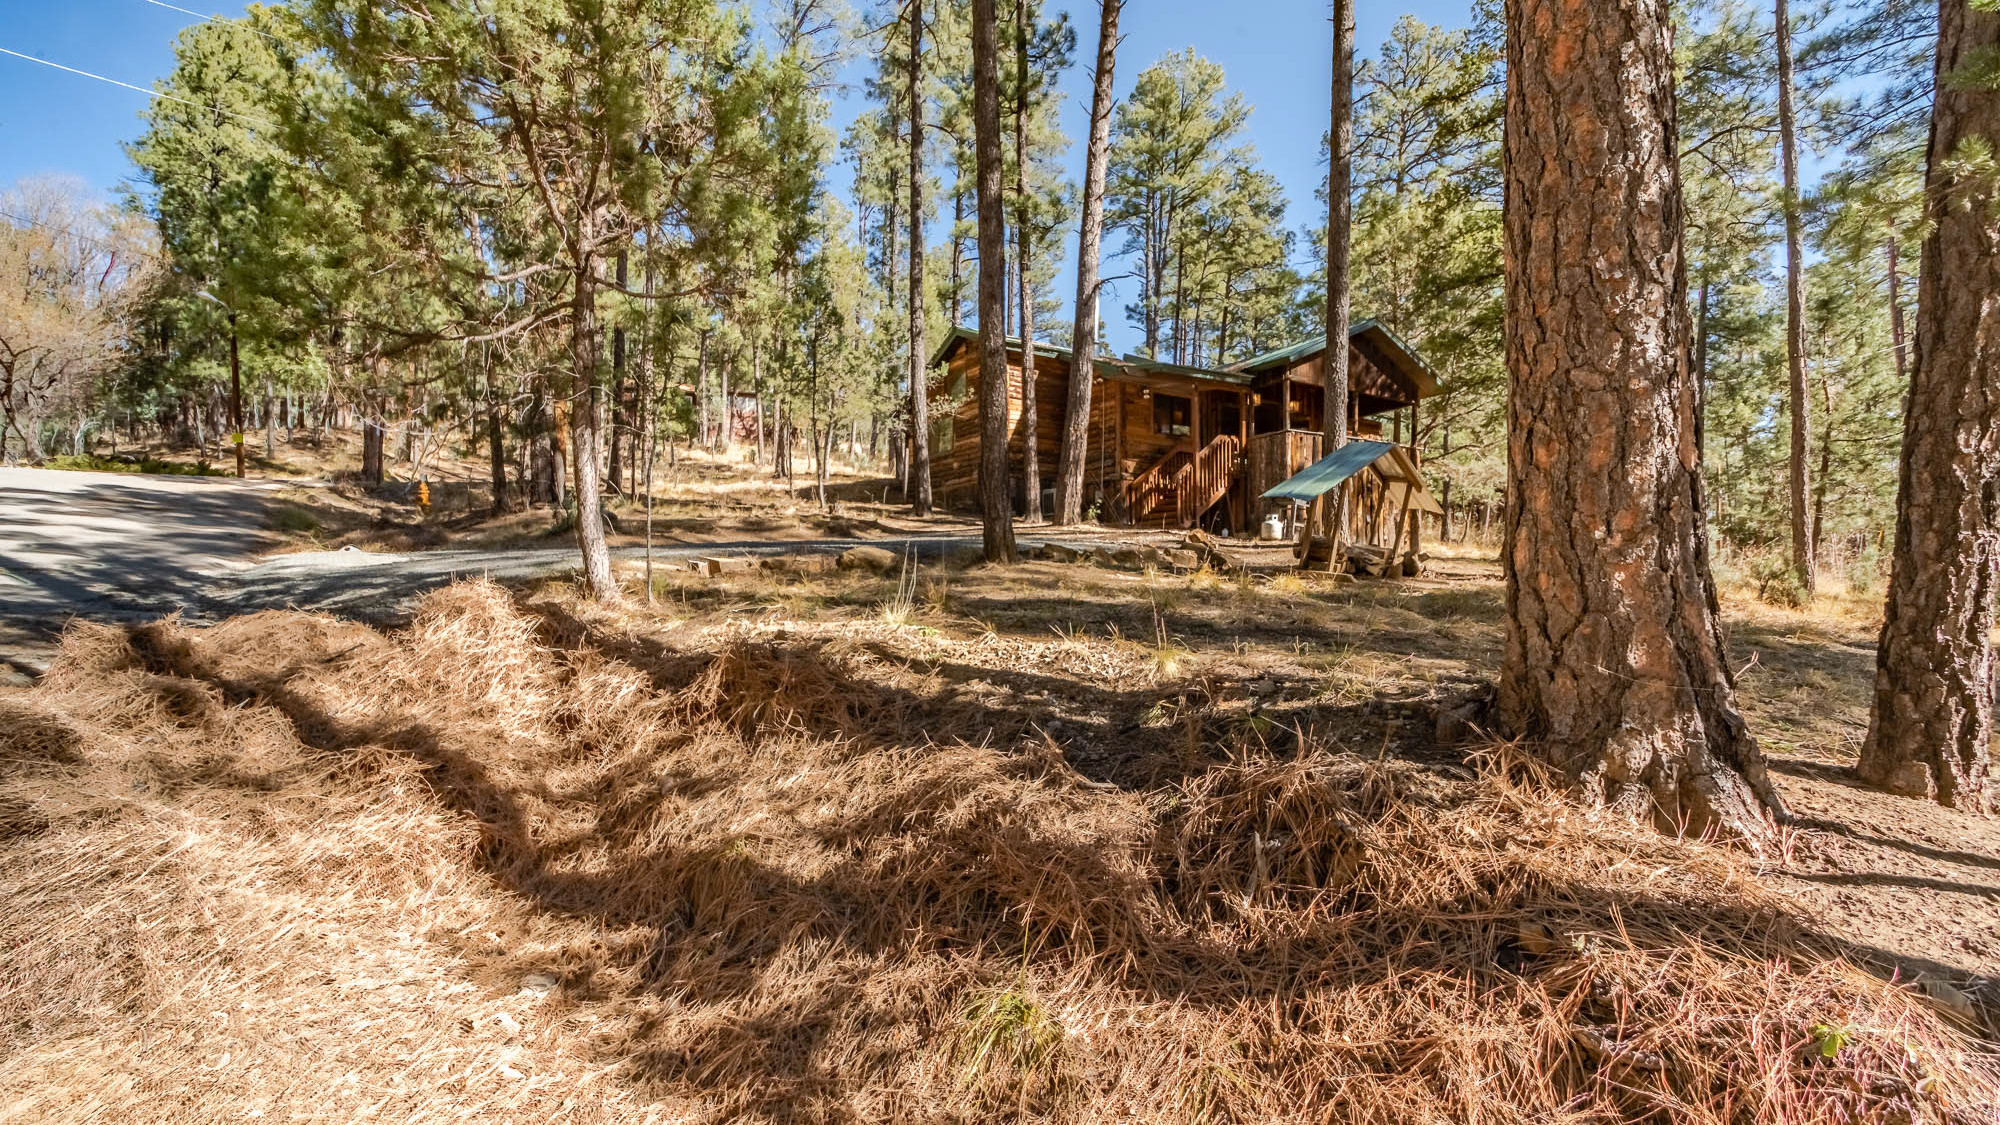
416 479 432 515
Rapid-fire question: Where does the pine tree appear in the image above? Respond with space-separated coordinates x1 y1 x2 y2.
1501 0 1788 840
1859 3 2000 810
1008 0 1072 523
1327 0 1354 457
1776 0 1815 597
292 0 758 600
970 0 1014 562
1331 13 1506 531
1105 51 1250 359
129 14 313 478
905 0 935 516
1053 0 1120 526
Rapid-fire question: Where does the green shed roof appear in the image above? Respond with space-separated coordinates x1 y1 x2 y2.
1260 440 1400 503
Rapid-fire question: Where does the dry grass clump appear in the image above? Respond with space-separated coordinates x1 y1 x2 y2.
0 579 1994 1124
679 638 898 740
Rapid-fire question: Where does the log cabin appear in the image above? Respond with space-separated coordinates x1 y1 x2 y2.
927 321 1441 535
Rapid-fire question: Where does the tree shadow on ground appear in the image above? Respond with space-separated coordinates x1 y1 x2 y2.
1765 756 2000 875
107 599 1999 1117
944 584 1501 666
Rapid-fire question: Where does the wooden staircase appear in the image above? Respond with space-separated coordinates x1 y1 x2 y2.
1127 434 1242 528
1172 434 1241 528
1128 449 1192 525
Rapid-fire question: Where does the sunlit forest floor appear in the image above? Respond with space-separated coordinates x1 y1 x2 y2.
5 527 1999 1121
221 435 990 554
9 446 2000 1121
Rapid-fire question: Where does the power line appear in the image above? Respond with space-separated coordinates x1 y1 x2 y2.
140 0 228 20
137 0 285 43
0 44 270 127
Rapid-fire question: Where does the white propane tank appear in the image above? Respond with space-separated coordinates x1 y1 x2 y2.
1260 514 1287 542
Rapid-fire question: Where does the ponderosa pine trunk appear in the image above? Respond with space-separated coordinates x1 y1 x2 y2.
1015 0 1041 524
1326 0 1355 552
569 256 618 601
1777 0 1815 598
1859 2 2000 811
1054 0 1120 526
1500 0 1787 841
907 0 935 517
1327 0 1352 446
972 0 1016 563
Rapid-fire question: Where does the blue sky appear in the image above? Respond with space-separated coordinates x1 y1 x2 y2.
0 0 1474 352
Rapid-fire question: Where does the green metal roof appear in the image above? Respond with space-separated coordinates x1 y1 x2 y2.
929 326 1251 386
930 322 1440 399
1232 336 1331 373
1230 319 1442 399
1113 354 1252 385
1232 319 1390 372
928 326 1074 370
1260 440 1400 503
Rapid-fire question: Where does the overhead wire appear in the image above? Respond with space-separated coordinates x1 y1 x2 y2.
0 44 273 128
137 0 287 43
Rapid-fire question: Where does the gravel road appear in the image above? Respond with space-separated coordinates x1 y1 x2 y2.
0 467 1029 672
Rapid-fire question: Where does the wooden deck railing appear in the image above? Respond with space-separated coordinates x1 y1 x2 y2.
1172 434 1242 528
1247 430 1325 503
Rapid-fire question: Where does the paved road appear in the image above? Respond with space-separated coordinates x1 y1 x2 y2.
0 467 1005 671
1 467 289 640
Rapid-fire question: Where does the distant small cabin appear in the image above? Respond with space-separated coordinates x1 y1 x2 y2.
927 322 1441 534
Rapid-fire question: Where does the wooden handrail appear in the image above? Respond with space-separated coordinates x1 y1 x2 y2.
1172 433 1242 528
1127 447 1192 521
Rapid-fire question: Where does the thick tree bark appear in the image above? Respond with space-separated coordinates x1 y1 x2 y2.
1015 0 1041 523
1054 0 1120 526
1777 0 1815 598
1500 0 1787 841
907 0 935 517
1326 0 1355 553
972 0 1016 562
569 258 619 601
1860 2 2000 811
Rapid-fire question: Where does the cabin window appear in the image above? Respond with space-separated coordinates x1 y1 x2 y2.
1153 393 1192 437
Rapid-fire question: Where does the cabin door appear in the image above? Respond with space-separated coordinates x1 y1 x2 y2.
1202 391 1243 448
1200 390 1248 533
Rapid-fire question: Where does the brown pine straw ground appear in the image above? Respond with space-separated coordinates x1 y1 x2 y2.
2 571 1997 1124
